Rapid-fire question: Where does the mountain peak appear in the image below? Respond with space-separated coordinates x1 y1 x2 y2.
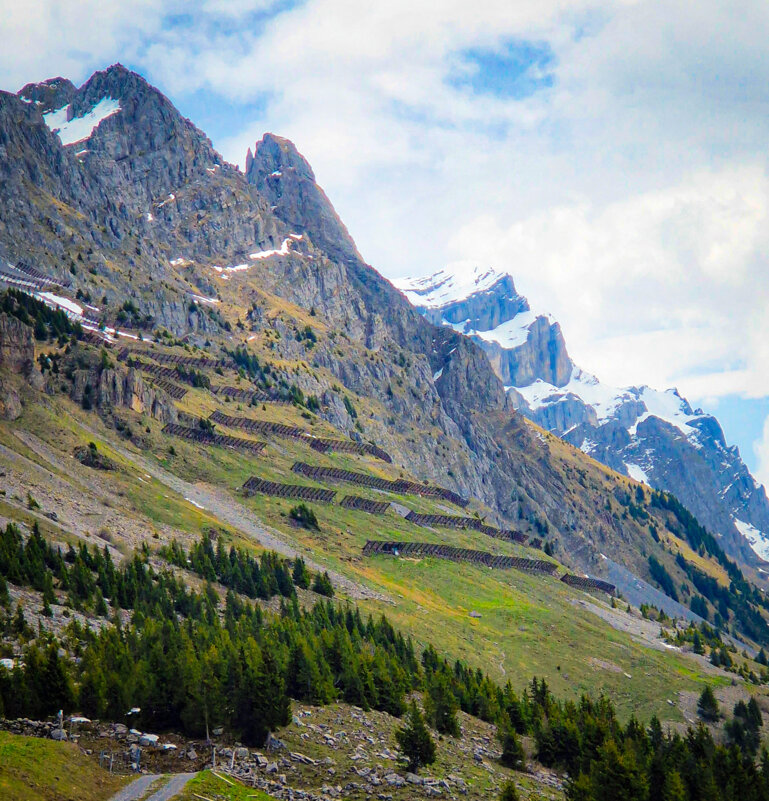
394 263 517 309
18 76 76 113
253 133 316 182
245 133 360 262
395 262 571 387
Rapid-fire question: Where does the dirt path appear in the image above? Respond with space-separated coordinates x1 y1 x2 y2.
107 774 160 801
108 773 196 801
149 773 196 800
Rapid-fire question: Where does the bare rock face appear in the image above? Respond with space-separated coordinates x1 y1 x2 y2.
488 316 571 388
0 378 22 420
69 362 177 423
18 77 77 112
97 367 178 423
0 312 35 374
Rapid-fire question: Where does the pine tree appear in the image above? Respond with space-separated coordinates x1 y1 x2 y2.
697 685 720 721
292 557 311 590
396 700 436 772
498 724 526 770
94 588 108 617
692 630 704 654
661 770 686 801
425 671 460 736
499 781 519 801
312 571 334 597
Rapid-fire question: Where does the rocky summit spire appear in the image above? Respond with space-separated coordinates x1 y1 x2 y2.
245 133 361 263
18 77 76 113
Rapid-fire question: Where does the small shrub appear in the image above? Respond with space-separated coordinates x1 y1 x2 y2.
289 504 319 531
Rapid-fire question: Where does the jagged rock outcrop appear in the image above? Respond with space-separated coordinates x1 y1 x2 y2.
398 264 769 567
246 133 361 264
18 77 76 112
0 313 35 374
98 367 178 423
0 378 22 420
68 363 177 423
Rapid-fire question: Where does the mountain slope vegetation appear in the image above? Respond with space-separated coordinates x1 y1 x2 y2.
1 64 769 801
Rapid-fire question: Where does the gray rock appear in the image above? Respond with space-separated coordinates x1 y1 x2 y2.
384 773 405 788
0 378 21 420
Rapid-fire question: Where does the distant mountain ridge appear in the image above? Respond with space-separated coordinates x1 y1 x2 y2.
395 265 769 566
4 61 768 620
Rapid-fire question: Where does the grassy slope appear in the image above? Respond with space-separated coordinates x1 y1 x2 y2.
0 385 733 724
0 731 127 801
176 771 275 801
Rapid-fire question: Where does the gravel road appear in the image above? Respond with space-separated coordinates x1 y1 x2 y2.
109 773 196 801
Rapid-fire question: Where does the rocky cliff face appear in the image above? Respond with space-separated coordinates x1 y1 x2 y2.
4 63 765 599
0 313 35 375
1 65 283 329
397 264 769 567
245 134 361 264
395 268 571 387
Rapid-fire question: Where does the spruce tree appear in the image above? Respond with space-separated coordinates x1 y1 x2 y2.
697 685 720 721
426 671 460 736
312 571 334 597
499 724 527 770
396 700 436 772
292 557 311 590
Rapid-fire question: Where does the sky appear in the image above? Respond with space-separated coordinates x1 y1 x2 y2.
2 0 769 482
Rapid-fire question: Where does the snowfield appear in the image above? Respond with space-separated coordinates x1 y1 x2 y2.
394 263 510 309
43 97 121 146
734 519 769 562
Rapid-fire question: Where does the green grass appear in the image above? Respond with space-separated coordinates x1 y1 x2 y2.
0 731 127 801
0 385 738 725
175 770 276 800
355 555 717 721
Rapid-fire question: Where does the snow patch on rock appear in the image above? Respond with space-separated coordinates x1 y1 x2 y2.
734 519 769 561
394 263 510 309
43 97 121 146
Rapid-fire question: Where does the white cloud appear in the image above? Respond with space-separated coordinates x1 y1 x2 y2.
0 0 168 90
447 163 769 400
2 0 769 450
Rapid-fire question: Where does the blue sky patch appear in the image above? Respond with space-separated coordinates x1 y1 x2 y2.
706 394 769 477
175 89 270 159
449 39 556 100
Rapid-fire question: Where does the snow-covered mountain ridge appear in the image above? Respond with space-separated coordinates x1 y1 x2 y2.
395 265 769 567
